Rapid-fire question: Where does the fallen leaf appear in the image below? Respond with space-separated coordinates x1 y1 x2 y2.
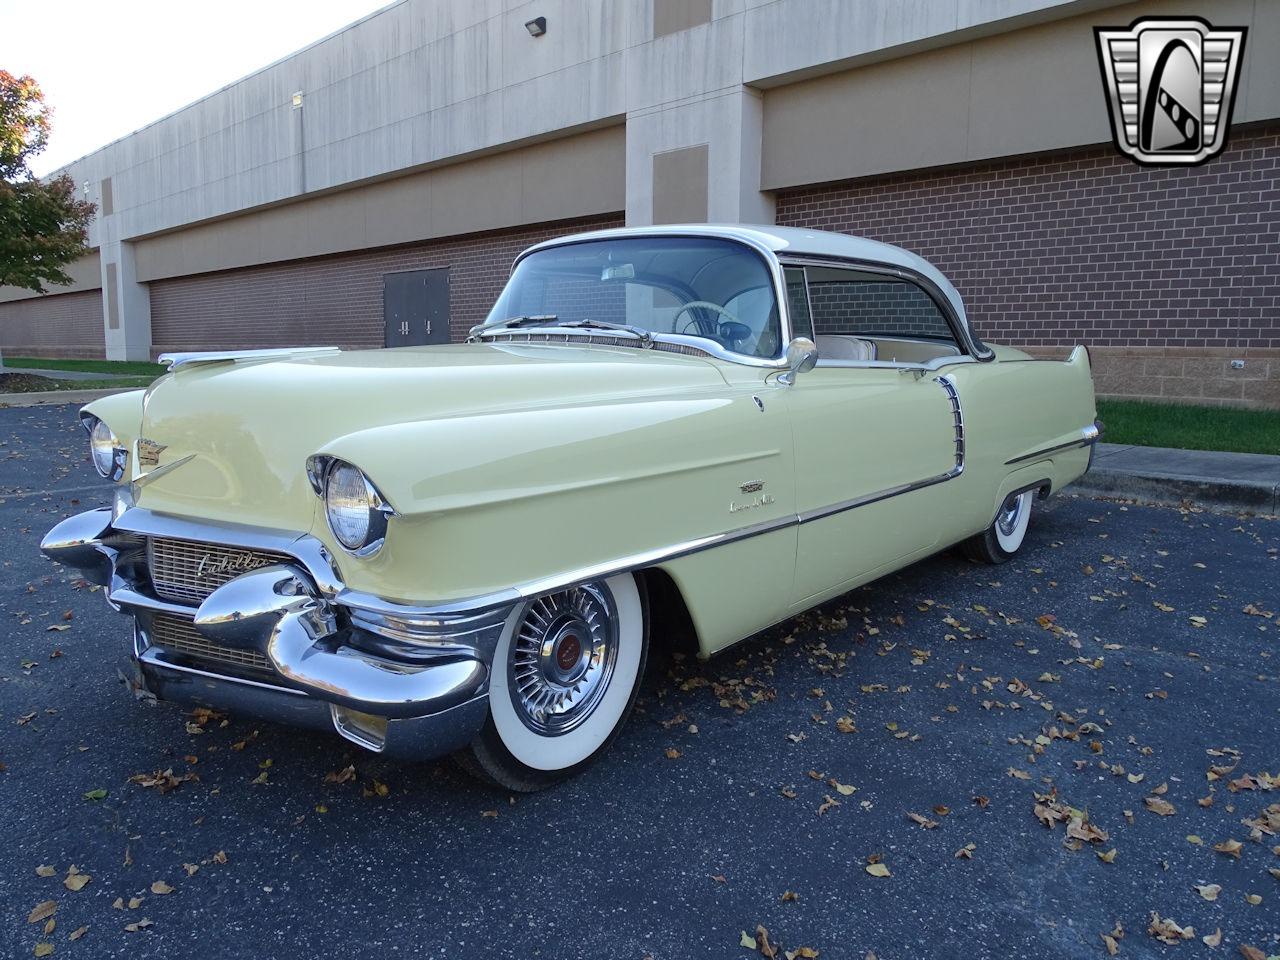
81 789 107 801
62 870 89 893
27 901 56 924
35 865 54 878
34 944 53 957
740 931 757 949
1147 912 1194 944
1101 934 1119 956
780 890 799 902
1214 839 1243 859
664 748 681 760
1202 928 1221 947
150 881 173 896
907 812 939 829
864 863 891 878
755 925 779 959
1144 796 1176 816
1097 848 1117 864
1196 884 1221 902
68 926 87 941
955 843 976 859
123 918 153 933
324 765 356 784
1244 893 1262 906
1239 947 1266 960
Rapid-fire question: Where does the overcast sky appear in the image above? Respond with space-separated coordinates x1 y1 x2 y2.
1 0 393 177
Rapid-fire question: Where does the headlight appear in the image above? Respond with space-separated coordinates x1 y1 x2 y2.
319 460 391 556
82 415 124 480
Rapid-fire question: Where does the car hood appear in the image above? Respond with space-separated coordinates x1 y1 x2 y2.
130 342 731 531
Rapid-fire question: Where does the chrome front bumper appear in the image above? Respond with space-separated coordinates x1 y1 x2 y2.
41 506 513 760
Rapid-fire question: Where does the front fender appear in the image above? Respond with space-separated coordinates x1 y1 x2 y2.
313 389 795 607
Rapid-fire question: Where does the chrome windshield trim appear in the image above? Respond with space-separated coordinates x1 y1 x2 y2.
1004 423 1101 466
498 232 794 370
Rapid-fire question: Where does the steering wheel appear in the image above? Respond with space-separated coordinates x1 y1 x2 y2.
673 300 746 346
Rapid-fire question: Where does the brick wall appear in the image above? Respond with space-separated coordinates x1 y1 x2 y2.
148 214 624 355
776 125 1280 408
0 290 105 359
808 278 951 339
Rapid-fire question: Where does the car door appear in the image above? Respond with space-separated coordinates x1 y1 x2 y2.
784 264 965 606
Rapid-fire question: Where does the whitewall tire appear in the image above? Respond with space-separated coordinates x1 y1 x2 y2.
461 573 648 791
962 490 1035 564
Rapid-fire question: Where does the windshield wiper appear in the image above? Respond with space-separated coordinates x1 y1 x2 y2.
467 315 559 338
556 318 653 345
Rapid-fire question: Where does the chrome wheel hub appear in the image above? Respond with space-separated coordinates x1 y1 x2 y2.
508 583 618 736
996 493 1024 536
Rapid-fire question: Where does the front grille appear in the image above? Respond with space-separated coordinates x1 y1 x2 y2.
149 611 271 673
147 537 292 605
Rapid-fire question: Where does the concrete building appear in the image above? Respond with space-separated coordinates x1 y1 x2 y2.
2 0 1278 407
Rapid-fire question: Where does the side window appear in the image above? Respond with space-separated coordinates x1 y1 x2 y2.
784 266 813 341
805 266 956 345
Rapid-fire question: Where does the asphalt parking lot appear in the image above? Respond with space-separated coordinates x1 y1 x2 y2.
2 402 1278 960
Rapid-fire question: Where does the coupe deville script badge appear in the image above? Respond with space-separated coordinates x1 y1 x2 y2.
1095 17 1246 167
730 480 774 514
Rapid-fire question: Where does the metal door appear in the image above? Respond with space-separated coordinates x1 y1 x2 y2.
384 268 450 347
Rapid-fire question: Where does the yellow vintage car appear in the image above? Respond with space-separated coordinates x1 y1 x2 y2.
42 225 1099 790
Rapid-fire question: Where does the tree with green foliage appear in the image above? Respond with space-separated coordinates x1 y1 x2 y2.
0 70 95 293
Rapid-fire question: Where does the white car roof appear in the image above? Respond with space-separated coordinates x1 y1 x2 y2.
520 223 974 340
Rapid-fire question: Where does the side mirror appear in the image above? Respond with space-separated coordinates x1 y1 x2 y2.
779 337 818 385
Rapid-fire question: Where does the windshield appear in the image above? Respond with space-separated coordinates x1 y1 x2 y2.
484 237 783 359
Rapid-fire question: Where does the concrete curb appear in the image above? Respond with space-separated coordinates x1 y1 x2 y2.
1069 469 1279 515
0 388 139 408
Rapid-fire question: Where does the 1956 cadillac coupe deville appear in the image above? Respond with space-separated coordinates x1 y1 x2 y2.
42 225 1100 790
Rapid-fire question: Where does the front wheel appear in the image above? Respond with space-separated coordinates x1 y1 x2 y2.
961 490 1034 564
460 573 648 792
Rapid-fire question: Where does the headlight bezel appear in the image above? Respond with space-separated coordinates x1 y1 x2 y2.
80 413 128 482
306 455 394 558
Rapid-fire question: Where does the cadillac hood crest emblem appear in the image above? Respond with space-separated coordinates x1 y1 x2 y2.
1095 17 1247 167
137 438 167 469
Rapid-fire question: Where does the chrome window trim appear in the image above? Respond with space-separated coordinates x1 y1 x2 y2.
777 255 993 362
492 232 794 370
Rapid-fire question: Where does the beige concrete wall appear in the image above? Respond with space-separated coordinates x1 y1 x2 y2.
761 0 1280 190
133 127 625 283
0 250 102 304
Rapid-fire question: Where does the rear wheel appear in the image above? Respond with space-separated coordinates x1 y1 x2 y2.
962 490 1034 564
460 573 648 792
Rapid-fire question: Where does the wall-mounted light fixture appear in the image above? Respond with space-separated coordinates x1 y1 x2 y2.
524 16 547 37
291 91 304 108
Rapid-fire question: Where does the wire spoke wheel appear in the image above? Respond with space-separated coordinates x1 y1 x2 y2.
507 582 619 736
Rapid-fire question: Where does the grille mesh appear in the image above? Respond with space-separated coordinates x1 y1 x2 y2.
149 612 271 672
147 537 292 605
